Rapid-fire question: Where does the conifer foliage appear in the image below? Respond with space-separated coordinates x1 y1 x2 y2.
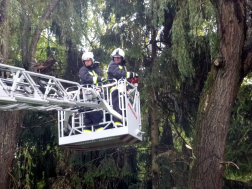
2 0 252 189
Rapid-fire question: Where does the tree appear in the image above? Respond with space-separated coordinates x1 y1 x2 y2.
20 0 61 70
0 1 61 188
0 1 25 188
188 0 252 188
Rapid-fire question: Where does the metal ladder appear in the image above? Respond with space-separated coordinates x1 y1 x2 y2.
0 64 142 151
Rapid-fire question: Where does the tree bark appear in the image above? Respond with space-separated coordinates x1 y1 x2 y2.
21 2 30 70
0 0 9 64
0 111 25 189
27 0 61 70
0 1 60 188
0 2 26 189
149 26 160 189
189 1 246 188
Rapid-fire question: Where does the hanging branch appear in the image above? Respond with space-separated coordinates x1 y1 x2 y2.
28 0 61 70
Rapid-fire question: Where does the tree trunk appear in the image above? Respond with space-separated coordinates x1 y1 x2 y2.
0 111 25 189
0 1 61 188
150 102 159 189
0 2 26 189
21 2 30 70
189 1 246 188
28 0 60 70
149 26 160 189
0 0 9 64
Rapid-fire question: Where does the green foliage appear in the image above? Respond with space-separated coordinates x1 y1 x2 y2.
169 0 217 80
225 81 252 182
12 111 59 189
4 0 233 188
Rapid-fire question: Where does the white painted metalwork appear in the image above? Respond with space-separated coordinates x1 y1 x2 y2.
0 64 142 151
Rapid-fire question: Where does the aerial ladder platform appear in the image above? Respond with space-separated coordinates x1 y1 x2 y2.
0 64 142 151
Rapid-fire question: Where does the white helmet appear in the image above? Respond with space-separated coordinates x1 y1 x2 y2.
82 52 94 62
111 48 125 59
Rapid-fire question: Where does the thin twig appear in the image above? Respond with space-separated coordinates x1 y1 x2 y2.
220 161 239 169
237 129 250 145
8 171 18 189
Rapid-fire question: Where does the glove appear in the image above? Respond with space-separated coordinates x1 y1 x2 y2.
135 73 139 78
101 77 107 83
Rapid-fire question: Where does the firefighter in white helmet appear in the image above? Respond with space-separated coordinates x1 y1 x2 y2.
107 48 136 127
79 52 107 85
79 51 106 132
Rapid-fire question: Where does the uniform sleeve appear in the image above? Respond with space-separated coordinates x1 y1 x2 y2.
97 76 102 82
108 63 127 80
79 68 94 84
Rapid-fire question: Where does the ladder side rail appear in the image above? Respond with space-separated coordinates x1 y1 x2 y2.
0 64 25 72
0 104 19 110
137 92 142 131
109 82 117 123
105 83 114 123
72 112 76 135
100 84 106 123
25 70 56 79
118 79 127 126
58 111 62 138
61 111 65 137
109 82 117 107
17 104 35 110
97 83 108 124
133 90 139 113
118 79 126 112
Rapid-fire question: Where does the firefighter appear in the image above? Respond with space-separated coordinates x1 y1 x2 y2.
107 48 135 127
79 52 107 132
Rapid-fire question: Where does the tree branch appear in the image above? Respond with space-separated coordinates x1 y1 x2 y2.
28 0 61 70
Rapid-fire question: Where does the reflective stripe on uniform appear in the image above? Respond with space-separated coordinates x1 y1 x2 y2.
110 86 117 92
118 65 123 69
114 122 123 127
83 129 92 133
95 127 104 131
93 77 97 84
88 71 94 76
126 72 130 78
92 70 98 76
88 70 98 84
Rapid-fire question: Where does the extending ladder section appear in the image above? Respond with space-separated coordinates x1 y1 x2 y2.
0 64 142 151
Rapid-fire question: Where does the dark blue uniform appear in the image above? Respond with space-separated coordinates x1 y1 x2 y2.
79 65 103 126
79 65 103 85
107 60 134 124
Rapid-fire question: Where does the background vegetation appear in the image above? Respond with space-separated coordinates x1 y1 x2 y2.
1 0 252 188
